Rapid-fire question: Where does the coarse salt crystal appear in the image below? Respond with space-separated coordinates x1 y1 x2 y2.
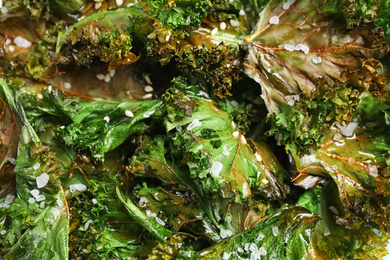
33 163 40 170
14 36 32 48
1 7 7 14
69 183 87 193
230 100 238 107
0 230 6 235
176 125 182 132
232 131 240 138
233 60 240 66
8 45 14 52
220 228 233 239
269 16 279 25
220 22 226 30
7 158 16 165
283 2 291 9
187 119 202 131
103 116 110 123
301 44 310 54
30 189 40 198
323 227 331 236
5 195 15 205
125 110 134 118
116 0 123 6
283 44 295 51
210 161 223 177
272 226 279 236
36 173 49 188
239 9 246 16
28 198 36 204
139 197 147 206
211 28 218 36
35 194 46 202
92 198 98 204
367 164 379 177
64 82 72 89
337 121 358 137
222 149 229 156
258 247 267 256
249 243 258 252
312 56 322 64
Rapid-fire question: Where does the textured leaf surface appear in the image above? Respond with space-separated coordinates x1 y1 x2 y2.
244 0 388 114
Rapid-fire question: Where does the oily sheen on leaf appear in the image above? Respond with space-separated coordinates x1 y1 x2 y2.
244 0 388 114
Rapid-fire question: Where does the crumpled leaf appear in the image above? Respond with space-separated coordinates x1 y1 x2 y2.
290 124 390 232
0 86 21 198
0 80 69 259
244 0 388 115
163 78 288 203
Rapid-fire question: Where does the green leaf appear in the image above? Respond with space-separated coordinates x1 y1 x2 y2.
163 78 288 203
61 98 166 160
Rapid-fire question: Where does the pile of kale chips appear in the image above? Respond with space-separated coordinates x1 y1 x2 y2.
1 0 390 259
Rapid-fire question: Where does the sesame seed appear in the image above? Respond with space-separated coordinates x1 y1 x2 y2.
28 198 35 204
147 32 156 39
94 2 102 9
262 179 269 185
255 152 262 162
104 74 111 83
92 198 98 204
239 9 246 16
144 85 153 92
125 110 134 118
82 248 91 254
211 28 218 36
220 22 226 30
116 0 123 6
8 45 14 52
155 217 166 226
144 74 152 84
233 60 240 66
103 116 110 123
96 74 105 80
37 93 43 99
96 246 103 251
109 69 116 77
60 125 65 129
0 230 6 235
143 93 153 100
39 201 45 208
329 206 339 215
240 135 247 145
33 163 40 170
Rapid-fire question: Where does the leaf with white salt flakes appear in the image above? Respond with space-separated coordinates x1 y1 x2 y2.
164 80 288 202
244 0 388 114
290 126 390 232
